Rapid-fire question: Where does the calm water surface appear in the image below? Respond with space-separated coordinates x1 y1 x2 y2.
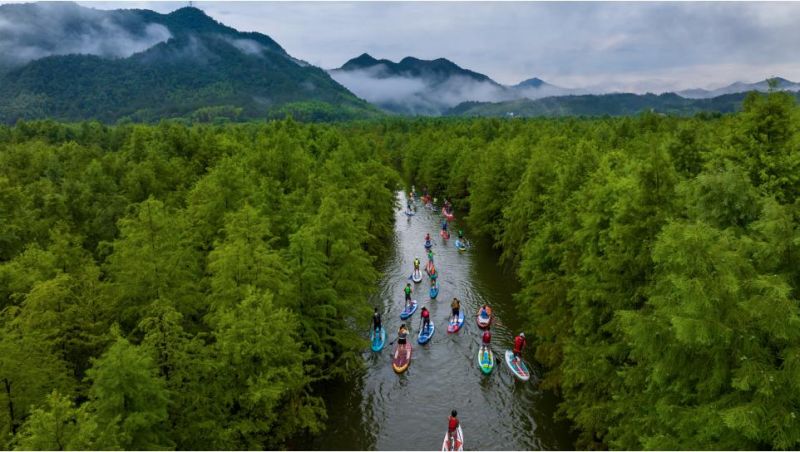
305 193 575 450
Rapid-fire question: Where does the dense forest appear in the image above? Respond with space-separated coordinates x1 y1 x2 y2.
2 90 800 450
385 90 800 449
0 119 397 449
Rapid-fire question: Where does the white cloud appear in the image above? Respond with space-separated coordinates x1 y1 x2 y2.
330 69 428 104
16 1 800 93
227 38 264 56
0 2 171 66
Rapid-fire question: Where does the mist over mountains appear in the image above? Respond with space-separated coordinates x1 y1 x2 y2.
329 53 573 115
0 3 374 123
677 77 800 99
0 2 171 72
330 53 800 116
0 2 798 122
329 54 512 115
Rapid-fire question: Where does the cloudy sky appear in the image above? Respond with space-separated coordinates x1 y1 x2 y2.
19 1 800 92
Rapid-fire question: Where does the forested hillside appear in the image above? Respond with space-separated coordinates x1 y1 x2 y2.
3 91 800 450
379 91 800 449
0 119 398 449
0 5 379 124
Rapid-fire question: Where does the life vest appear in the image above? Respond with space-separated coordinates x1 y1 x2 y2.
448 416 459 431
421 309 430 319
482 330 491 344
514 336 526 353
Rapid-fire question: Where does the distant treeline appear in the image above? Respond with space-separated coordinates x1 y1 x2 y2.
445 91 800 117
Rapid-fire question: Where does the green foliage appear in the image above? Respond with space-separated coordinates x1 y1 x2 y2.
268 101 384 122
6 91 799 450
0 317 73 449
80 334 170 450
0 8 380 124
138 302 225 449
12 391 79 451
0 119 395 449
447 91 800 118
0 7 377 124
214 290 323 448
395 92 800 449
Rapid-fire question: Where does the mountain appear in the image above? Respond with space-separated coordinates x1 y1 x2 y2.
330 53 587 115
677 77 800 99
330 50 800 116
515 77 547 89
0 3 378 123
329 54 516 115
512 77 582 99
445 91 800 118
336 53 498 84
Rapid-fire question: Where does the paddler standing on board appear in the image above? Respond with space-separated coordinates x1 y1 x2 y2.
447 410 460 450
513 332 527 361
404 283 413 309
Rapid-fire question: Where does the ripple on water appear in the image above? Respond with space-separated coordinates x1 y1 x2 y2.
313 192 574 450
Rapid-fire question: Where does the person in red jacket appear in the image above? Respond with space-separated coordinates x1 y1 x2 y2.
421 306 431 331
447 410 460 449
513 332 527 361
481 326 492 351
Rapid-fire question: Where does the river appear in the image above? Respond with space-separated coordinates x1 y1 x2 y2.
305 192 575 450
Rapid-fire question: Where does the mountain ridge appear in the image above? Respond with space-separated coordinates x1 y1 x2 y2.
333 54 499 85
1 2 798 122
333 52 800 114
0 3 377 123
330 54 568 115
677 77 800 99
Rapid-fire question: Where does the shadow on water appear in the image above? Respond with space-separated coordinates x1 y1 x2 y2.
299 192 576 450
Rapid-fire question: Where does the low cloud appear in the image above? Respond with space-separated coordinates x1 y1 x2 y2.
227 37 264 56
331 64 590 114
160 2 800 93
330 66 518 114
0 2 170 68
515 85 585 100
331 69 428 104
553 62 800 95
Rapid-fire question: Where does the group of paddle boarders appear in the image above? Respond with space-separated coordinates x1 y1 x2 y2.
374 190 531 449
